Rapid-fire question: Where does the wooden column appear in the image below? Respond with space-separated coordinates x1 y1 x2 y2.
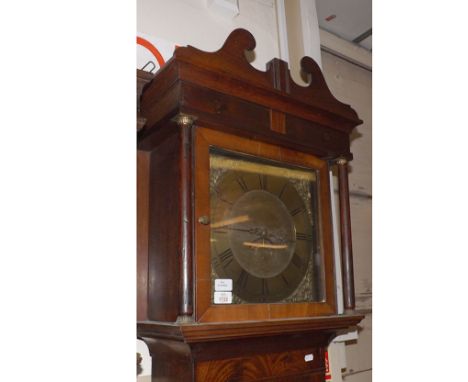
137 150 150 321
174 114 196 322
336 157 355 312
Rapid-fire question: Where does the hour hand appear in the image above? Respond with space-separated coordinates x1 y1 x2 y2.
228 226 257 234
212 226 256 234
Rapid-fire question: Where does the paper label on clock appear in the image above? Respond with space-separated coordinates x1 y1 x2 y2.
214 291 232 304
215 279 233 291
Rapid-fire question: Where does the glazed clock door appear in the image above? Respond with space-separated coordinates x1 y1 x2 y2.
194 127 336 323
210 147 323 304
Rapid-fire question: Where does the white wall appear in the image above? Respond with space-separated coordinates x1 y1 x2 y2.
321 49 372 382
283 0 322 86
137 0 280 71
137 339 151 377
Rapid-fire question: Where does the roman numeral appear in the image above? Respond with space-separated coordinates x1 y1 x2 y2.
236 269 249 290
235 175 248 192
212 256 220 268
296 232 314 241
258 174 267 190
218 248 233 268
278 182 288 200
290 206 305 216
261 279 269 297
281 274 289 286
291 253 304 269
214 187 234 205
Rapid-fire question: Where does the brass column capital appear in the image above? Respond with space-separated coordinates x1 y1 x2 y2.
172 113 197 127
336 157 348 166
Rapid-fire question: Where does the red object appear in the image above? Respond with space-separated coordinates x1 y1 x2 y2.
325 14 336 22
325 351 332 380
137 36 166 68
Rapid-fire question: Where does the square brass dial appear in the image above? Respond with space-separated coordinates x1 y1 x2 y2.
209 147 325 305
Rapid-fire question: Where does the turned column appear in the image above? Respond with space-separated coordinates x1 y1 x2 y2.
173 113 196 322
336 157 355 312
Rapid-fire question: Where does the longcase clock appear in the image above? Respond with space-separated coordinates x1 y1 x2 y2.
137 29 363 382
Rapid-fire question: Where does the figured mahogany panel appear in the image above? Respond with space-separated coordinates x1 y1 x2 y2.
196 348 323 382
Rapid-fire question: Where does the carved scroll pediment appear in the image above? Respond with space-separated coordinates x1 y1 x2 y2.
138 28 362 149
172 28 361 126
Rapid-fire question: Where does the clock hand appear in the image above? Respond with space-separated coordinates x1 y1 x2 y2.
228 226 254 233
229 226 267 235
212 226 256 234
243 242 288 249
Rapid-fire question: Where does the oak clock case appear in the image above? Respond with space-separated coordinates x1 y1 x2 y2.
137 28 364 382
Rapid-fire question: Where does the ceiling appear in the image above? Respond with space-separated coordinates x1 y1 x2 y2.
315 0 372 51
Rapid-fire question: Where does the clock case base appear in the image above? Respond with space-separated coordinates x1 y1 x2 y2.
138 315 363 382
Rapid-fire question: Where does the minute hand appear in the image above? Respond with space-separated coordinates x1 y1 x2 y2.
227 226 257 233
212 226 257 234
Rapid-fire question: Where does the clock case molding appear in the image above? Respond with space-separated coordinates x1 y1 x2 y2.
137 29 363 381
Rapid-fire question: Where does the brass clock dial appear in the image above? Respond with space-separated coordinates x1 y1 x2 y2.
209 147 324 304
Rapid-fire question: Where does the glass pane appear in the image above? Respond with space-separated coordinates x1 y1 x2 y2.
209 147 325 304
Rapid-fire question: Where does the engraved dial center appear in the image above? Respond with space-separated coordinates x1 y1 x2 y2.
228 190 296 278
